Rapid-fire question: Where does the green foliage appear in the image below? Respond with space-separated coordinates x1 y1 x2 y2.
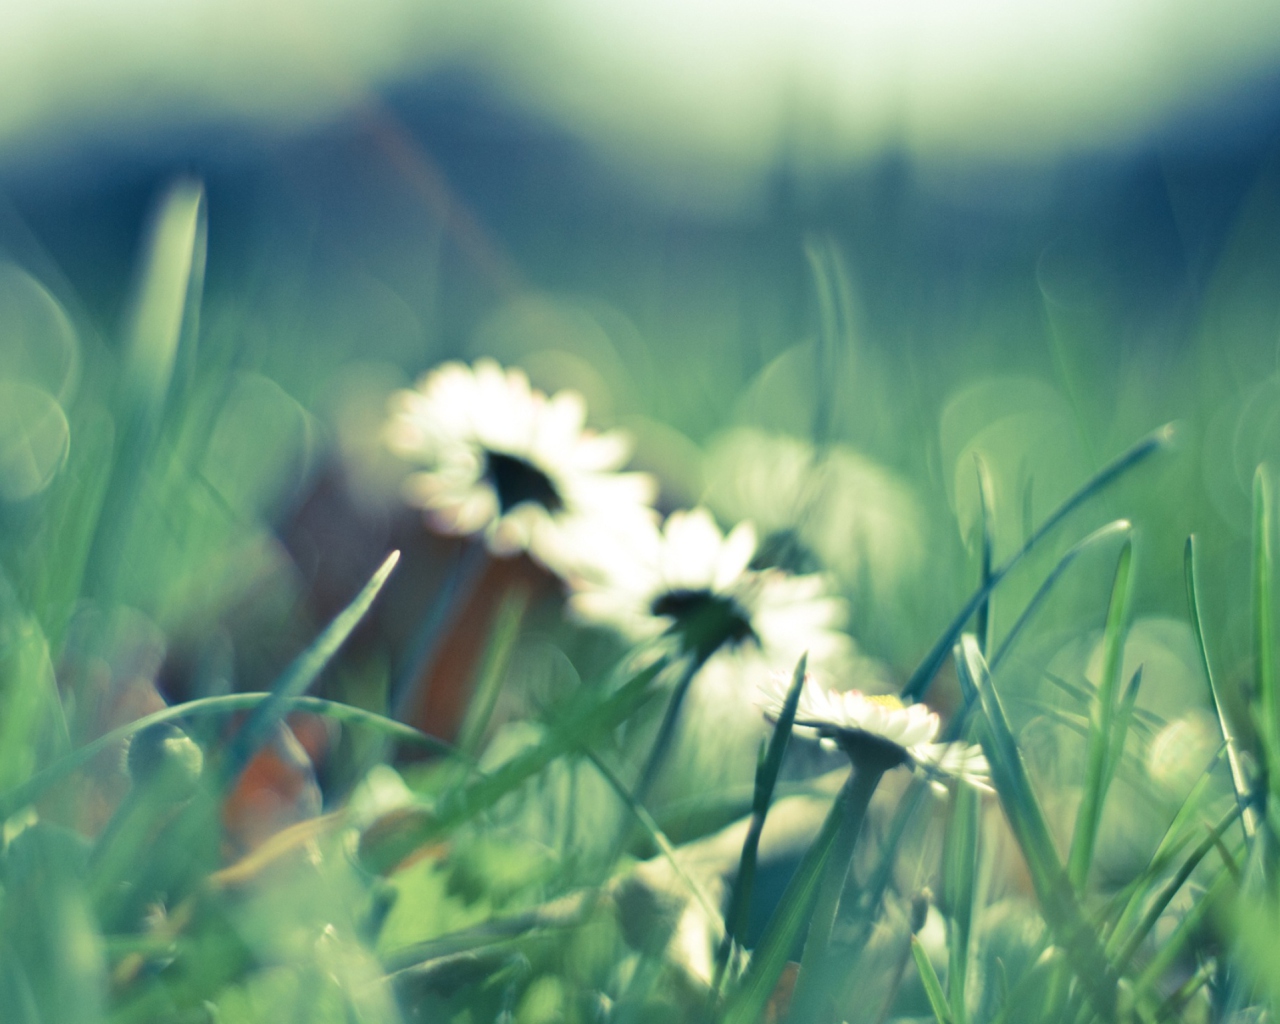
0 161 1276 1024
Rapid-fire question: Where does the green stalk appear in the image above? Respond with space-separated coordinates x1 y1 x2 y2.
912 936 955 1024
902 425 1170 703
632 648 710 808
958 635 1120 1020
943 777 979 1024
1186 534 1256 841
713 654 808 992
720 774 850 1024
787 751 894 1024
1067 541 1133 891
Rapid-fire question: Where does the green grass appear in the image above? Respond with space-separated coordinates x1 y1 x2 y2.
0 166 1279 1024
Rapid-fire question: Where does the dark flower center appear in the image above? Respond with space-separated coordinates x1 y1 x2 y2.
650 588 757 658
750 528 822 575
483 451 564 515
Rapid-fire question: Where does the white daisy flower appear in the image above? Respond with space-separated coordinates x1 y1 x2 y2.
759 673 991 790
385 358 657 571
567 507 852 667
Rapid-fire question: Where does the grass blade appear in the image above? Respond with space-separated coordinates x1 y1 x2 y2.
222 550 400 784
121 178 206 418
903 423 1170 702
958 634 1120 1019
1133 865 1235 1004
582 747 721 924
453 586 528 762
0 690 448 819
912 935 955 1024
803 235 856 450
1067 541 1134 891
943 767 979 1024
1256 467 1277 753
1114 806 1242 975
719 772 853 1024
988 520 1132 672
974 453 997 654
1102 667 1143 798
1187 534 1257 841
83 180 206 600
358 659 665 874
715 654 807 988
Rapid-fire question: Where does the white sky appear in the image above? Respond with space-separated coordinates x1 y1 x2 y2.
2 0 1278 199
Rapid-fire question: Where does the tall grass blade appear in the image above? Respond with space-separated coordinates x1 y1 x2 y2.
1254 467 1280 824
0 690 447 820
803 235 855 450
988 520 1131 671
1102 667 1143 797
1133 866 1236 1004
974 453 997 654
582 748 720 923
1187 534 1257 840
222 550 400 784
720 772 853 1024
943 769 979 1024
903 424 1170 702
1067 541 1133 891
1114 806 1242 974
121 178 206 419
912 935 955 1024
958 634 1120 1019
358 659 665 874
1104 750 1226 950
848 524 1131 960
454 587 528 762
714 654 807 989
83 180 206 600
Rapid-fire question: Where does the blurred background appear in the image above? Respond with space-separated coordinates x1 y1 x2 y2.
3 0 1280 728
2 7 1280 1020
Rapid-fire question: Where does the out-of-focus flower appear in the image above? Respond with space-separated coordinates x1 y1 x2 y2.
385 358 656 572
759 673 990 790
567 507 849 668
702 428 923 595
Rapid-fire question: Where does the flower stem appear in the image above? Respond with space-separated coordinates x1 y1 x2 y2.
787 760 888 1023
631 649 709 809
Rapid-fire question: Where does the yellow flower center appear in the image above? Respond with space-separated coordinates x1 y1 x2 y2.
863 693 905 710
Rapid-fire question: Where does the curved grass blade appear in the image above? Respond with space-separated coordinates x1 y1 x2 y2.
454 586 528 762
714 654 807 991
903 425 1171 702
84 180 207 600
988 520 1132 672
974 452 997 654
719 772 853 1024
1253 467 1280 856
582 747 721 924
0 689 447 820
1101 748 1227 943
1103 667 1143 796
221 550 400 784
804 236 856 450
958 634 1120 1019
1113 806 1242 975
1067 541 1133 892
912 935 955 1024
358 659 665 874
943 770 979 1024
842 523 1132 961
1133 864 1236 1004
1187 534 1257 840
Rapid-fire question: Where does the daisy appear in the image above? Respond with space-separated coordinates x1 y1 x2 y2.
385 359 656 572
567 507 853 667
758 672 991 789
